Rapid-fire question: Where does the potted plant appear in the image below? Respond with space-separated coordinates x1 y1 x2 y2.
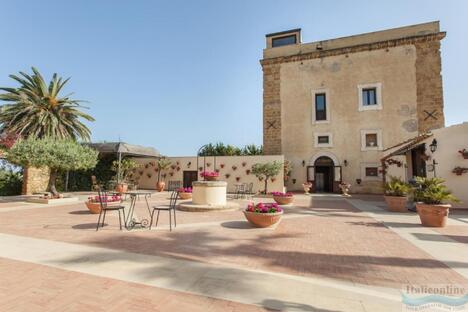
200 171 219 181
85 194 122 214
459 149 468 159
339 182 351 197
271 191 294 205
384 176 411 212
252 161 283 194
111 158 139 193
452 167 468 176
244 202 283 228
156 158 172 192
413 177 459 227
178 187 192 200
302 182 312 194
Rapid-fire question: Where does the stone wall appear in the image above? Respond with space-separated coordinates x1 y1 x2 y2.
262 64 282 155
415 39 445 132
22 167 50 195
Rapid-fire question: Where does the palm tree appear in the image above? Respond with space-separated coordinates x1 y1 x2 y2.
0 67 94 141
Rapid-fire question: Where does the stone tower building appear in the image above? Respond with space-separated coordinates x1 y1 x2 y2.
260 21 445 193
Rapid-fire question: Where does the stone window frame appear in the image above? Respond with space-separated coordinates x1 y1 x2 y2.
311 88 330 124
360 129 383 151
314 132 333 148
360 162 382 181
358 83 382 111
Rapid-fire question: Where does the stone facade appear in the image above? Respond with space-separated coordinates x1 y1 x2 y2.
260 22 446 193
415 39 445 132
22 167 50 195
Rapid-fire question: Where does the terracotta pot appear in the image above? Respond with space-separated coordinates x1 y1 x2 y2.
156 181 165 192
273 196 293 205
85 201 102 214
204 176 218 181
462 153 468 159
384 195 408 212
115 183 128 193
179 192 192 200
243 211 283 228
416 203 450 227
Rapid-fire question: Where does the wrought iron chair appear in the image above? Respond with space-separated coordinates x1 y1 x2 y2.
96 189 126 231
246 182 254 199
150 190 178 231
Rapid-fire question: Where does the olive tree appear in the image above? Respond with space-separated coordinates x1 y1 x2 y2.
7 137 98 196
251 161 283 194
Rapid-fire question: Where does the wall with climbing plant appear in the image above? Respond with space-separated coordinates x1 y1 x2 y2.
132 155 285 193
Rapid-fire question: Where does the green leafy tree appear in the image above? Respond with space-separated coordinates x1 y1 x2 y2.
111 158 139 183
384 176 411 197
0 67 94 141
251 161 283 194
157 158 172 182
413 177 459 205
7 137 98 196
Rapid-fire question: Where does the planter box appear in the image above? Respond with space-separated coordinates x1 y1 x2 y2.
416 203 450 227
204 176 219 181
384 196 408 212
27 197 79 205
243 211 283 228
273 196 293 205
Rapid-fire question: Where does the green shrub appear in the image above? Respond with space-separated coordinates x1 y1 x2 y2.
413 177 459 205
0 168 22 196
384 176 411 197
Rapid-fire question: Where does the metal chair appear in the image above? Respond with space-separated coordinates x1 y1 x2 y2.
246 182 254 199
96 189 126 231
150 190 178 231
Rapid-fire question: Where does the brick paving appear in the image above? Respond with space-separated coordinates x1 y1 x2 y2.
0 257 265 312
0 192 466 289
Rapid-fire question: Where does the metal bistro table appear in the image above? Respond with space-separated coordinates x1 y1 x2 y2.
123 191 153 230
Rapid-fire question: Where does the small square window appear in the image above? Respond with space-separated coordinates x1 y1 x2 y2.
362 88 377 106
365 133 378 147
365 167 378 177
317 136 329 144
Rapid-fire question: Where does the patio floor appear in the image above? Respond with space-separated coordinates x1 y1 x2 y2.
0 192 466 311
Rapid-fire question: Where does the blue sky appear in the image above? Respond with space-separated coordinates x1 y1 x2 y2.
1 1 467 155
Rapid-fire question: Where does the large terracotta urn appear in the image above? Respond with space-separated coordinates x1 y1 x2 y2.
416 203 450 227
384 196 408 212
156 181 165 192
243 211 283 228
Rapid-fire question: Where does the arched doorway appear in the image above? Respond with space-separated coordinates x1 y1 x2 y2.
314 156 334 192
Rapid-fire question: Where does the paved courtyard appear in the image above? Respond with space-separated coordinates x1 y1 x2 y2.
0 192 467 311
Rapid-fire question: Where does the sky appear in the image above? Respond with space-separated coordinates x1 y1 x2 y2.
0 0 467 156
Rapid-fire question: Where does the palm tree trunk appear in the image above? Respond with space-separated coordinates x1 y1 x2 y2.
47 169 59 197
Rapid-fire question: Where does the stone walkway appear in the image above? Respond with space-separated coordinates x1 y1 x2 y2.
0 192 466 311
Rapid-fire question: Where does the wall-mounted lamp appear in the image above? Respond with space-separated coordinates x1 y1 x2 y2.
344 160 348 167
356 178 362 185
429 139 438 153
292 179 297 184
302 160 306 167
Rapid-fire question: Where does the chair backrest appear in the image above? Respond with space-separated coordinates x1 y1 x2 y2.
97 189 108 210
91 175 98 185
169 189 179 209
248 182 254 193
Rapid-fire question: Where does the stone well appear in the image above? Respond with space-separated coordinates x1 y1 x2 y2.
179 181 239 212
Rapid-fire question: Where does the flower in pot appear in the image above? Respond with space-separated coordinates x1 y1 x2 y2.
85 194 122 214
206 162 211 167
339 182 351 197
271 191 294 205
242 162 247 167
220 164 225 168
243 202 283 228
177 187 192 200
458 149 468 159
384 176 411 212
246 169 251 175
200 171 219 181
302 182 312 194
452 166 468 176
156 158 172 192
111 158 139 193
413 177 459 227
236 177 241 182
225 173 230 179
232 165 237 171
